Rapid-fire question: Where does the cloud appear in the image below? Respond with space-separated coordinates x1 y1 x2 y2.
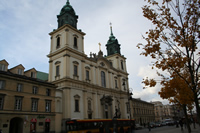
0 0 169 105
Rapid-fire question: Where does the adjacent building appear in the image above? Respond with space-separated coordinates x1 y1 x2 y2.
131 98 155 125
151 101 184 122
0 59 56 133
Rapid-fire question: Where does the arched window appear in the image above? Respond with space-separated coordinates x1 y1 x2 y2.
74 37 77 48
101 71 106 87
57 37 60 49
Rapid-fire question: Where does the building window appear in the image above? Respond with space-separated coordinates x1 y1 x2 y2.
74 94 80 112
31 72 35 78
56 65 60 76
31 99 38 112
45 100 51 112
74 37 77 48
86 70 89 80
75 99 79 112
0 64 6 71
101 71 106 87
121 61 124 70
57 37 60 49
115 80 118 88
74 65 78 76
18 69 23 75
17 83 23 92
0 80 5 89
15 97 23 111
33 86 38 94
46 88 51 96
0 95 4 110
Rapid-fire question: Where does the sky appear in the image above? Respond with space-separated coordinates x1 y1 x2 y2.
0 0 169 104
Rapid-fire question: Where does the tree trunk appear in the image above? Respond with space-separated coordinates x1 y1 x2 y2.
183 104 191 133
193 91 200 125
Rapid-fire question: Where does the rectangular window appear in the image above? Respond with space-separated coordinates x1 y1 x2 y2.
17 83 23 92
56 65 60 76
0 95 4 110
121 61 124 70
33 86 38 94
0 64 6 71
0 80 5 89
45 100 51 112
31 99 38 112
101 71 106 87
31 72 35 78
18 69 23 75
15 97 22 110
75 99 79 112
74 65 78 76
86 70 89 80
46 88 51 96
115 80 118 88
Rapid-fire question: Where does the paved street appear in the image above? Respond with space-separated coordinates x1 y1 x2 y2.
134 125 200 133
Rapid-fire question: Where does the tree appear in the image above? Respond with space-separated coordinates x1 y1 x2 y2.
137 0 200 125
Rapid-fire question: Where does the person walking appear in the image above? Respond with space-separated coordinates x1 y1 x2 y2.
179 119 183 131
147 122 151 132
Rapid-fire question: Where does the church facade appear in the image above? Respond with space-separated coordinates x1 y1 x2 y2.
47 1 131 132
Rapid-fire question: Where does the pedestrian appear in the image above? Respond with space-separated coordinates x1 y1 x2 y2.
148 122 151 132
179 119 183 131
120 126 124 133
99 124 104 133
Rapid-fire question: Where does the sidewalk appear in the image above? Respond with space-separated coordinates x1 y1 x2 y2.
151 125 200 133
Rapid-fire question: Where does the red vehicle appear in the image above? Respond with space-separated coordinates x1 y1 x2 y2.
65 119 135 133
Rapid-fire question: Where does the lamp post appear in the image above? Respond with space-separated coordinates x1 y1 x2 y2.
123 82 133 132
128 89 133 133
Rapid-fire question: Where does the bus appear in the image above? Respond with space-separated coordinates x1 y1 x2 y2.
65 119 135 133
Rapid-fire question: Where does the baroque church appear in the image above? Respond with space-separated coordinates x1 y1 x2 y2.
47 0 131 132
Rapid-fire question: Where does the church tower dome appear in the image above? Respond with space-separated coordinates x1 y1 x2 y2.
106 24 121 56
57 0 78 29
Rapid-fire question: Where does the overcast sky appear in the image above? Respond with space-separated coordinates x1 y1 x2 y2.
0 0 169 104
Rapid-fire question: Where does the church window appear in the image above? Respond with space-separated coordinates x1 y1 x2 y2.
121 61 124 70
56 65 60 76
101 71 106 88
115 80 118 88
74 65 78 76
74 37 77 48
86 70 89 80
75 99 79 112
56 37 60 49
74 95 80 112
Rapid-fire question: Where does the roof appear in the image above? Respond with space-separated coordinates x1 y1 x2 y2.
37 71 49 81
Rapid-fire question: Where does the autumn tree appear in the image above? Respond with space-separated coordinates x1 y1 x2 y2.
137 0 200 124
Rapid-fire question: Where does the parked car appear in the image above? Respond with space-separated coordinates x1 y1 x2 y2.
150 122 155 128
135 124 143 130
155 122 162 127
161 122 167 126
